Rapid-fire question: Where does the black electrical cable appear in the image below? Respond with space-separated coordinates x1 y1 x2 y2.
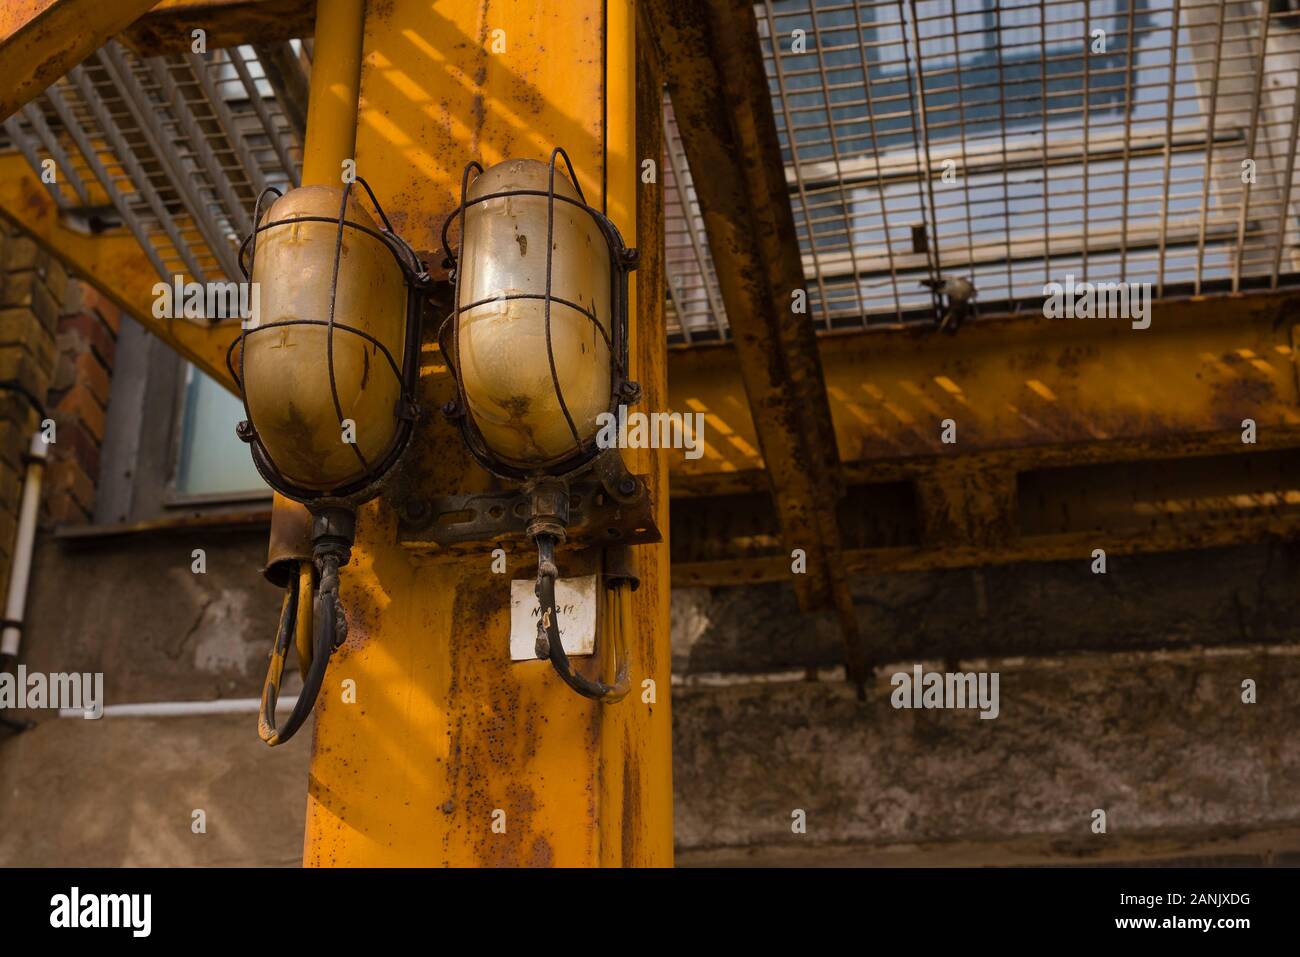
533 534 629 702
258 556 345 746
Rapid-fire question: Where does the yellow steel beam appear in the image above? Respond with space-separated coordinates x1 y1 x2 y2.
120 0 315 55
300 0 671 867
668 291 1300 487
0 154 238 389
642 0 866 687
0 0 158 121
673 463 1300 585
668 291 1300 581
643 6 848 568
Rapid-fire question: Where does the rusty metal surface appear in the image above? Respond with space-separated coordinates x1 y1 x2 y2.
119 0 315 55
643 0 865 685
263 495 312 587
670 291 1300 480
674 503 1300 586
253 41 309 140
398 474 661 554
0 0 157 121
299 0 673 868
668 289 1300 579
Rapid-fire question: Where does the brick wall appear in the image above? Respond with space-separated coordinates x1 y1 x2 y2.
45 281 118 524
0 218 127 601
0 221 66 596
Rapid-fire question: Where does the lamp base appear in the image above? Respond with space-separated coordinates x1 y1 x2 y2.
394 474 659 557
310 505 356 567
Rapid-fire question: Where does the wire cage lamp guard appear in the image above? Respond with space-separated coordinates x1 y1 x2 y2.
437 146 641 482
228 177 429 505
438 147 642 702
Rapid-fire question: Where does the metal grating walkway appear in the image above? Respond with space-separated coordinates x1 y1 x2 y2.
4 3 1299 344
667 0 1300 340
2 41 303 288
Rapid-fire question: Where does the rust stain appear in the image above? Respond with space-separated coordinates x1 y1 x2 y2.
445 565 558 866
620 725 640 866
1211 372 1277 423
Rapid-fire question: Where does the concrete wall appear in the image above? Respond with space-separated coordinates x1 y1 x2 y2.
673 647 1300 865
3 526 1299 866
0 714 309 866
0 528 309 867
20 528 281 701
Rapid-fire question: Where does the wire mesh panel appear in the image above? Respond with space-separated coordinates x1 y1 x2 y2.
2 42 303 288
658 0 1300 340
664 93 731 341
2 8 1297 340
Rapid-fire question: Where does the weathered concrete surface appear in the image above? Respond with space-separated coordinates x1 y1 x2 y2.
678 824 1300 867
672 542 1300 675
0 714 310 866
672 646 1300 857
5 526 1300 866
6 643 1295 866
0 528 307 867
21 529 283 705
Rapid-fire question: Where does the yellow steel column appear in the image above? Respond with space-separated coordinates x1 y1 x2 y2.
301 0 365 186
598 2 673 865
301 0 672 866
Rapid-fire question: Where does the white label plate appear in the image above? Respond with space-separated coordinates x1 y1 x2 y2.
509 574 598 662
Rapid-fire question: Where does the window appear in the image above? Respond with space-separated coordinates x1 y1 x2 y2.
96 321 269 526
174 363 267 499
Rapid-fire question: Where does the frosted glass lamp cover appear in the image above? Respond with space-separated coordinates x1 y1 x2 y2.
243 185 406 492
455 159 613 471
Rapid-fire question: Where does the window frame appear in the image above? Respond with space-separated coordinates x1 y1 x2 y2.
95 321 270 527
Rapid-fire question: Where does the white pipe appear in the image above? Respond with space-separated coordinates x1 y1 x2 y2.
58 696 299 719
1 433 48 659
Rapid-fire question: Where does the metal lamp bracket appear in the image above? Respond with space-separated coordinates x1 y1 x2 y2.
396 472 660 556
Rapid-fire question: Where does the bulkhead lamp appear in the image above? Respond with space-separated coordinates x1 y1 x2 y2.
231 178 428 744
439 148 642 703
439 150 640 480
233 181 425 499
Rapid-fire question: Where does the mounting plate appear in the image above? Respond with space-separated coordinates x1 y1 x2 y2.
397 472 661 555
